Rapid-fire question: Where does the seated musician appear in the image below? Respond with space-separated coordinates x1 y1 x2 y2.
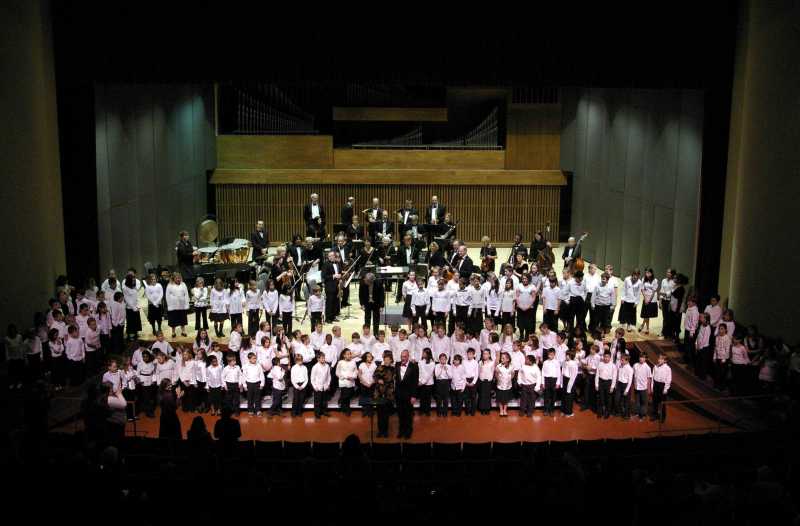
346 215 364 241
249 220 269 261
479 236 498 274
529 230 548 263
370 210 394 245
402 215 426 249
359 239 378 269
395 234 419 268
428 241 446 270
442 212 457 239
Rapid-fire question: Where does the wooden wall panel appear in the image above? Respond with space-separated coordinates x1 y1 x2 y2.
332 107 448 121
217 135 333 169
334 149 505 169
505 103 561 169
211 168 567 186
215 184 560 245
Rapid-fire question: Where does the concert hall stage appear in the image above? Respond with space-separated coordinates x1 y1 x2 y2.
121 403 723 444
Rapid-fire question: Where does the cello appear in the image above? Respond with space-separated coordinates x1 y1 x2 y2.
569 232 589 273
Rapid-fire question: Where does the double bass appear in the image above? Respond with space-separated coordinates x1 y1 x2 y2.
536 223 556 273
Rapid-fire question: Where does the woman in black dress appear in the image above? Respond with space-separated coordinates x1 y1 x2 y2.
372 352 396 438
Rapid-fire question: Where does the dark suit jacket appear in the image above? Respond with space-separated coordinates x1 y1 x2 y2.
456 255 474 277
345 224 363 240
563 244 581 261
333 242 354 265
428 250 446 269
398 207 419 225
290 243 320 267
395 362 419 400
250 230 269 255
369 220 394 242
393 245 419 266
425 204 446 224
341 205 354 226
359 280 386 308
303 203 326 225
321 261 342 290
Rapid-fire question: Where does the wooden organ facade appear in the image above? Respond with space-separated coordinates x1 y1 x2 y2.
212 92 566 245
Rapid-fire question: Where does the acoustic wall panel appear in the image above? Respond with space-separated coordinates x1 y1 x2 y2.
562 87 703 281
95 83 216 273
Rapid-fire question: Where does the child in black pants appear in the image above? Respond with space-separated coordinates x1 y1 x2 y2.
268 358 285 416
290 354 308 416
434 353 451 416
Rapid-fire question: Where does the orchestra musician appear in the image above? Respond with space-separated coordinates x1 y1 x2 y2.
270 246 291 282
397 199 418 228
369 210 394 245
302 193 326 238
479 236 498 274
455 244 474 278
504 233 528 271
427 241 446 269
365 197 383 225
401 215 425 247
341 196 355 226
529 230 548 264
346 215 364 241
249 220 269 261
425 195 446 225
394 234 419 268
359 272 385 336
321 251 342 323
175 230 197 281
563 236 582 268
333 235 353 307
359 239 378 269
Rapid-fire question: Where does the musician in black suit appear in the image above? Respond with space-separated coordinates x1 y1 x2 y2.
563 236 582 268
369 210 394 245
455 245 474 278
364 197 383 227
249 220 269 261
394 351 419 439
394 235 420 268
396 199 418 228
400 215 425 244
425 195 446 225
321 251 342 322
359 272 385 335
340 196 355 226
302 193 326 238
507 233 529 267
345 216 364 241
333 235 353 307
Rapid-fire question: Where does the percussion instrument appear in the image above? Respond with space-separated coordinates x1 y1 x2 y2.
218 239 251 264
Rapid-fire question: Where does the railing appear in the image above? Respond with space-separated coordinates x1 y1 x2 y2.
652 394 774 437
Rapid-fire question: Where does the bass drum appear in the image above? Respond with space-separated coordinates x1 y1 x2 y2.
303 270 322 301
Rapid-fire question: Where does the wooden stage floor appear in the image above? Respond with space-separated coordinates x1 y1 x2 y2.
136 246 667 347
122 404 722 443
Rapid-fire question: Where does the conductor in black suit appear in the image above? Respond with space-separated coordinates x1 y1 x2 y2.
394 350 419 439
249 220 269 261
302 193 326 238
424 195 446 225
359 272 385 335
